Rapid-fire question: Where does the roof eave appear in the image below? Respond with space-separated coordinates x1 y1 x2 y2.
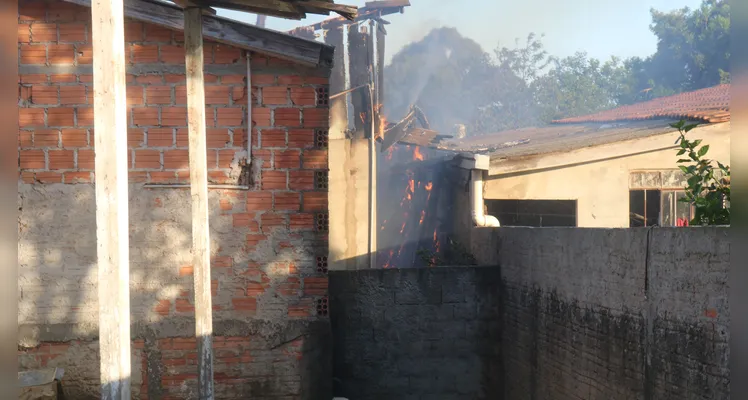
64 0 336 69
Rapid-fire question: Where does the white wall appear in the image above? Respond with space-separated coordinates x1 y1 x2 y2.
483 122 730 227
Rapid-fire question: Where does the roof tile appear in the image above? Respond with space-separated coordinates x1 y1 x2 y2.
553 84 729 124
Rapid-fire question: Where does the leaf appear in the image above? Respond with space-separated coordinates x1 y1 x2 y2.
687 175 701 187
677 159 691 163
670 120 685 130
679 165 689 174
677 149 686 155
698 145 710 157
684 123 699 132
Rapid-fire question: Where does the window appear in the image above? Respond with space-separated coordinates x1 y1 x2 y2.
486 200 577 227
629 189 693 227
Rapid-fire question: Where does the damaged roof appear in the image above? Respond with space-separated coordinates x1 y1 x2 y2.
448 83 730 159
288 0 410 33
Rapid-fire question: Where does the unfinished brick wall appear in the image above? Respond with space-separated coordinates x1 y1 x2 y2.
17 1 331 398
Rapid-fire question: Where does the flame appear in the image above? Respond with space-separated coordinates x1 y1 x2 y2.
400 222 406 233
434 229 441 254
424 182 433 191
419 210 426 225
376 104 387 140
408 179 414 193
359 112 367 124
386 145 395 161
413 147 424 161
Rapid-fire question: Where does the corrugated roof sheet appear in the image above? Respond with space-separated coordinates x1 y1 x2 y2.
552 84 730 124
445 119 685 159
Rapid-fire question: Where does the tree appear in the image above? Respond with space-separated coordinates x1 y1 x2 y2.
382 0 731 137
383 27 496 136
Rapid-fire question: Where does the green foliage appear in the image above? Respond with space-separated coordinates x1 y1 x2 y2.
417 238 477 267
383 0 730 136
671 119 730 225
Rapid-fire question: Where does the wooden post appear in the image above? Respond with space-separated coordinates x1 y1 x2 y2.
90 0 131 398
184 7 214 399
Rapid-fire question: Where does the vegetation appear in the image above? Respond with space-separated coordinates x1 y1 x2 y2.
383 0 730 136
671 120 730 226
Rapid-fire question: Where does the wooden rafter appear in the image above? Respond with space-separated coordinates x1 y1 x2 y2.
62 0 336 67
288 0 408 33
176 0 357 20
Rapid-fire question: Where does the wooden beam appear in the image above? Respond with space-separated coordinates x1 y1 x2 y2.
198 0 304 19
171 0 217 15
62 0 334 67
90 0 131 397
301 0 357 19
184 7 214 399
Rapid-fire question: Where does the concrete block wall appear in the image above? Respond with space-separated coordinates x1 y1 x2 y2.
329 228 729 400
17 1 331 398
472 227 730 400
329 268 503 400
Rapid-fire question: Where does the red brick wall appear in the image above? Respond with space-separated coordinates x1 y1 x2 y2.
18 0 329 186
18 0 331 398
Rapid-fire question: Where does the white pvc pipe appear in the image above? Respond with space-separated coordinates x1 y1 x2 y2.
470 170 500 227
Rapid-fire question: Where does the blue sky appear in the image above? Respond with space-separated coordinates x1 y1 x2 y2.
217 0 703 65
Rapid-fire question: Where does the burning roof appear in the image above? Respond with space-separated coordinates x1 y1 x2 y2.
379 105 453 151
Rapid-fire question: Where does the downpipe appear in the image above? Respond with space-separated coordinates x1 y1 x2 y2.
470 169 500 227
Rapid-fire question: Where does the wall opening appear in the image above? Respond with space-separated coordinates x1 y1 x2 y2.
629 189 693 227
486 199 577 227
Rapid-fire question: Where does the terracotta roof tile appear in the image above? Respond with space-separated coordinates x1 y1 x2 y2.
552 84 730 124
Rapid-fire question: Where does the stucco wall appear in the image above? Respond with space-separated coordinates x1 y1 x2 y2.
482 123 730 227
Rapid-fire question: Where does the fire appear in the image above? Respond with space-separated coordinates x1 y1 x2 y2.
413 147 424 161
359 112 367 125
419 210 426 225
424 182 433 191
375 104 387 141
386 145 395 161
400 222 406 233
433 229 441 254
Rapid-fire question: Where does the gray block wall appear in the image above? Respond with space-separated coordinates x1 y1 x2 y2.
472 227 730 400
329 267 503 400
329 227 729 400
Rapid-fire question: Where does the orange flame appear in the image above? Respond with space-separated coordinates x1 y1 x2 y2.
413 147 424 161
359 112 367 124
400 222 406 233
408 179 414 193
424 182 433 191
419 210 426 225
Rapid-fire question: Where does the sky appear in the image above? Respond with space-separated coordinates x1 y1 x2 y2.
217 0 703 65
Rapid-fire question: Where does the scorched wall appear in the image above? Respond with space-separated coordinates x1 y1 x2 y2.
17 1 331 398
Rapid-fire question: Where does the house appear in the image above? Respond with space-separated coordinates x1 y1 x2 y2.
17 0 337 397
451 84 730 229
